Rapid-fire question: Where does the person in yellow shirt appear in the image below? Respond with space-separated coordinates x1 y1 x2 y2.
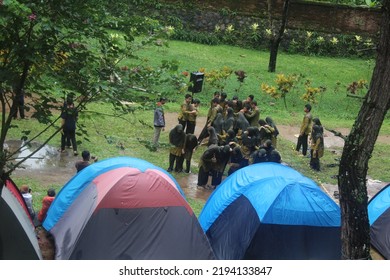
295 104 312 156
177 94 193 131
185 99 200 134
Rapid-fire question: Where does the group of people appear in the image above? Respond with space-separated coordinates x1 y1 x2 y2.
156 92 283 190
20 184 56 226
196 138 282 190
177 93 201 135
20 149 98 227
152 93 325 191
167 124 198 173
20 96 325 228
151 94 199 173
12 92 99 227
165 94 202 173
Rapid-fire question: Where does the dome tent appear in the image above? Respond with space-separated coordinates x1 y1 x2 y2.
199 162 341 260
368 183 390 259
0 178 42 260
44 156 214 260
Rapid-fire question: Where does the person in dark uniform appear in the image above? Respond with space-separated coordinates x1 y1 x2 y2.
197 145 219 189
13 89 25 119
60 100 78 155
183 134 198 173
198 97 220 145
310 124 324 171
227 145 245 176
209 145 231 190
75 150 98 173
167 124 186 172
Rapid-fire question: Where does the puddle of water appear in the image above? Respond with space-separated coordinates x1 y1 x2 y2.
6 140 72 169
176 173 214 202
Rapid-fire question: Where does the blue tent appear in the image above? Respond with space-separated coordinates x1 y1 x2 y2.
199 162 341 260
368 183 390 260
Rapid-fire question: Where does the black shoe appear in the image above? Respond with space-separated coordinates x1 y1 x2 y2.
167 168 173 172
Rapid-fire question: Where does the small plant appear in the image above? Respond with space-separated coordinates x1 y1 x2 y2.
248 23 261 47
222 24 237 44
301 80 326 104
261 74 300 109
234 70 247 93
347 79 368 96
201 66 233 92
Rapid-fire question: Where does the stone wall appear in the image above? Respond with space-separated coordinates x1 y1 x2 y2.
160 0 381 36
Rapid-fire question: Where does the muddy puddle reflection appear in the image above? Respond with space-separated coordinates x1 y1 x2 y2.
175 173 213 202
6 140 77 187
6 140 74 170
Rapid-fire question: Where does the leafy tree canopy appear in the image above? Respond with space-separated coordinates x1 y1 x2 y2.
0 0 180 179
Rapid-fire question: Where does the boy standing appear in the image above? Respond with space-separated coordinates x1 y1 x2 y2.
60 100 78 155
152 97 166 149
296 103 313 156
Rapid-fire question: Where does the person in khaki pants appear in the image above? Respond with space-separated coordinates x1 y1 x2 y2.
295 103 312 156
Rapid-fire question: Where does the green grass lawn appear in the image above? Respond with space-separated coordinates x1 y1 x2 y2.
8 40 389 215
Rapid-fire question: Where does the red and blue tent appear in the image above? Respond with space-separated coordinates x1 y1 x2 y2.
368 183 390 259
43 157 214 260
0 178 42 260
199 162 341 260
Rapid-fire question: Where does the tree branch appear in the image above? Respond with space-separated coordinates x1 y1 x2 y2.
347 94 366 100
325 127 347 141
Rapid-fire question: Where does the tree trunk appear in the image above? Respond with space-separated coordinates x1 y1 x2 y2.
338 0 390 260
267 0 290 73
268 40 279 72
